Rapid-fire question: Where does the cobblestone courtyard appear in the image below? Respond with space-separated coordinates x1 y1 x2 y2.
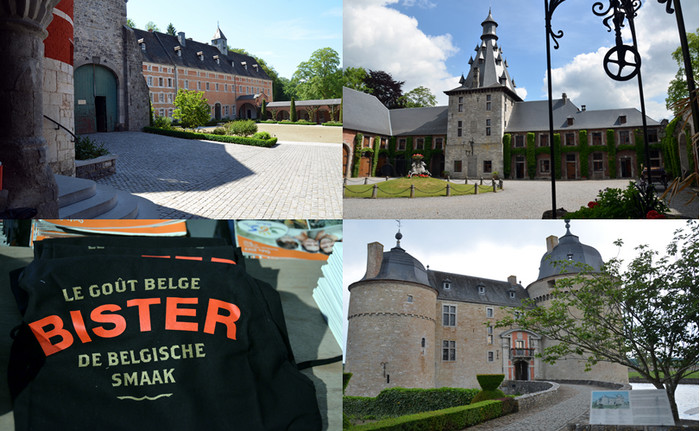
89 131 342 219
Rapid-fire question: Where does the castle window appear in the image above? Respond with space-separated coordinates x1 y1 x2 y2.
434 137 444 149
206 82 210 91
539 159 550 174
619 130 630 145
592 132 603 146
398 138 406 151
488 352 494 362
224 105 229 116
483 160 492 173
147 76 153 86
454 160 462 173
168 78 172 88
539 134 549 147
509 291 516 299
486 307 494 318
159 77 163 87
565 133 575 146
486 101 491 111
421 337 426 348
514 311 522 320
487 325 493 345
216 83 219 91
415 137 424 150
486 127 491 136
442 305 456 327
380 138 388 150
514 135 524 148
486 94 492 101
593 152 604 172
457 121 462 137
458 103 463 112
515 340 524 349
159 93 164 103
478 284 485 294
442 340 456 361
442 280 451 290
407 295 413 303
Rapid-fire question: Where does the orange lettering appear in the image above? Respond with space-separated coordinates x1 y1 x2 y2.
69 310 92 343
28 315 74 356
165 297 198 332
91 304 126 338
203 299 241 340
126 298 161 332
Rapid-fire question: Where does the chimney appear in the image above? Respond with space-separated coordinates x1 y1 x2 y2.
177 31 186 46
508 275 517 285
546 235 559 253
562 93 567 102
364 242 384 279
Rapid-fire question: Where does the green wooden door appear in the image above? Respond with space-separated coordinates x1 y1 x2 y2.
74 64 118 133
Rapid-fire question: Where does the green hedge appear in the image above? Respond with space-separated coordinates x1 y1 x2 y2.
344 387 480 418
142 126 277 147
322 121 343 127
348 399 510 431
476 374 504 391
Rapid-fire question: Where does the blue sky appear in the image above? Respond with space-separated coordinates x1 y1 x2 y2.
341 219 690 354
126 0 342 80
344 0 699 120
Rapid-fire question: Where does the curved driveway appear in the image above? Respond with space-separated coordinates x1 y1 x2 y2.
344 178 697 219
462 383 608 431
90 132 342 219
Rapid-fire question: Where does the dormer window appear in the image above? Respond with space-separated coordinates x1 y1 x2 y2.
213 55 220 65
477 283 486 294
253 64 259 71
174 46 182 57
442 279 451 290
567 117 574 126
197 51 204 61
619 114 627 124
509 291 516 299
241 61 247 70
138 38 145 51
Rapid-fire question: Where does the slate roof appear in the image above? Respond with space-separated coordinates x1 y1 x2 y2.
506 97 660 133
536 224 605 280
390 106 448 136
428 269 529 307
359 242 432 288
343 87 392 136
133 28 270 81
267 98 342 108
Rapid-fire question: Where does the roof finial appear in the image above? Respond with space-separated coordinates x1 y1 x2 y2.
564 219 571 235
395 220 403 248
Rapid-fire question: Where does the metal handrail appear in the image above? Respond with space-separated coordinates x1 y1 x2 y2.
44 115 76 142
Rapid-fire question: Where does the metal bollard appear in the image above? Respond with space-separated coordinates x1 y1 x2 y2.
410 184 415 198
372 184 378 198
343 178 347 186
480 177 483 185
493 181 497 193
385 176 389 181
474 183 478 194
499 179 503 189
465 178 468 184
446 183 451 197
364 177 369 185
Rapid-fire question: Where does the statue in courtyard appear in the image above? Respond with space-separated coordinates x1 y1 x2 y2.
408 154 431 177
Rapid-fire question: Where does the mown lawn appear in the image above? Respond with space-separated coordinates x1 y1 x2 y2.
344 177 496 198
628 370 699 379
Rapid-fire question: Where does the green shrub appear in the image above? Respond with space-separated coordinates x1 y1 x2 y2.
252 131 271 140
75 135 109 160
476 374 505 391
566 181 669 219
224 119 258 136
143 126 277 148
348 400 504 431
471 389 506 404
211 127 226 135
343 387 479 419
322 121 343 127
153 115 173 129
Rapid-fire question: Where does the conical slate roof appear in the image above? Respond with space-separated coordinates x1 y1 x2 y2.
361 233 431 288
212 26 226 41
536 222 605 280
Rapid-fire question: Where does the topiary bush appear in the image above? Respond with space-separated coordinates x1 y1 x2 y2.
224 119 258 137
211 127 226 135
252 131 271 140
344 387 479 419
471 374 505 404
75 135 109 160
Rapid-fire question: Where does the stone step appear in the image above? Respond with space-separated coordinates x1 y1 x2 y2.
55 175 97 208
58 186 119 219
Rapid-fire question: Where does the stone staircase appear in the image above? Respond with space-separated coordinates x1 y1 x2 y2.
55 175 159 219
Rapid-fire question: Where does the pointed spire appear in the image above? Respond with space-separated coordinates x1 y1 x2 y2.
394 220 403 249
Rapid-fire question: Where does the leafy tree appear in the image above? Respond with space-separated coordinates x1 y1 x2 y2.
172 89 210 129
497 221 698 423
146 21 160 32
364 70 405 109
126 18 136 28
291 47 342 100
166 23 177 36
666 29 699 115
400 86 438 108
289 97 297 122
342 67 369 92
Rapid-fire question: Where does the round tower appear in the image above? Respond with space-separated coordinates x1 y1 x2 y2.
345 232 437 397
527 221 628 385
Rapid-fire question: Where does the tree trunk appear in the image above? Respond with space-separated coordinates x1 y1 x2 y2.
665 382 680 424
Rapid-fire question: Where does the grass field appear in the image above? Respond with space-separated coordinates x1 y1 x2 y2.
344 177 496 198
628 370 699 379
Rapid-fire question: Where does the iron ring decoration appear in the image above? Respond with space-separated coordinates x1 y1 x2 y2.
603 44 641 81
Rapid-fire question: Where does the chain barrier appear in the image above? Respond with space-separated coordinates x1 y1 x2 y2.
344 179 504 197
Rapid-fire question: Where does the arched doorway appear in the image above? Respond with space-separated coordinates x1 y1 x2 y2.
276 110 289 121
215 103 222 120
358 153 372 177
74 64 118 134
515 361 529 381
376 153 389 176
515 155 526 179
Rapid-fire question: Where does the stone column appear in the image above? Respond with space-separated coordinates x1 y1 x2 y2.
0 0 61 217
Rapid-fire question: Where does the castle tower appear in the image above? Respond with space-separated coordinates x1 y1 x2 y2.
211 25 227 55
526 221 629 384
345 232 437 397
444 9 521 179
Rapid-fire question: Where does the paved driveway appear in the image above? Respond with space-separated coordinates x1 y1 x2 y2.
344 178 697 219
89 132 341 219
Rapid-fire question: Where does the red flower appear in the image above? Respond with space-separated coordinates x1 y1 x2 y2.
646 210 666 219
587 201 599 209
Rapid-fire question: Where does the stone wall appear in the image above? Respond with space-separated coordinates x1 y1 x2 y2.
43 57 75 176
345 280 437 397
75 154 116 180
123 26 150 131
504 380 560 411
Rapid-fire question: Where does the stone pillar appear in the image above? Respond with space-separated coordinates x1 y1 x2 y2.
0 0 60 216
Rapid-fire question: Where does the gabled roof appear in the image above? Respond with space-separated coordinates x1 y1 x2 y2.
212 26 226 41
390 106 448 136
506 97 660 132
428 269 528 307
133 28 270 81
267 98 342 108
343 87 392 136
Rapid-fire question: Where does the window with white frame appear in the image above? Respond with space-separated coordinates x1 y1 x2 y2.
486 307 494 318
147 76 153 86
434 137 444 149
593 152 604 172
398 138 407 151
443 280 451 290
442 340 456 361
488 351 494 362
415 137 424 150
487 325 493 344
442 304 456 327
407 295 413 303
540 159 551 174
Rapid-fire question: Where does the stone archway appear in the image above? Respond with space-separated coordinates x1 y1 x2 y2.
74 64 119 133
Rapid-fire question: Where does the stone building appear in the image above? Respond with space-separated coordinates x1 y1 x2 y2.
344 223 629 397
134 26 273 121
72 0 149 135
343 10 666 180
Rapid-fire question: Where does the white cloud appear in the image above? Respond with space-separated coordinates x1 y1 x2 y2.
344 0 458 105
547 1 688 121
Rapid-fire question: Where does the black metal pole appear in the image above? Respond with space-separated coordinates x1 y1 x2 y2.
545 0 558 219
671 0 699 136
